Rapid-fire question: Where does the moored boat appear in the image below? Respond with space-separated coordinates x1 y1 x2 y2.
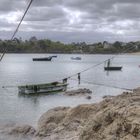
71 57 81 60
51 55 57 58
104 66 122 71
18 82 68 95
104 59 122 71
33 56 52 61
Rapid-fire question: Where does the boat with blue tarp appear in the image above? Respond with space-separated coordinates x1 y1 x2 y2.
71 57 81 60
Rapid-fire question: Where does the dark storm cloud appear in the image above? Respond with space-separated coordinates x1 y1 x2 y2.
0 0 140 42
0 0 26 12
25 6 66 21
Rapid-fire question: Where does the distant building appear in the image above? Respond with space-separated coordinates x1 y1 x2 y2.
120 42 127 47
12 38 20 44
88 45 96 52
134 45 138 50
72 49 83 53
29 36 38 42
103 41 112 49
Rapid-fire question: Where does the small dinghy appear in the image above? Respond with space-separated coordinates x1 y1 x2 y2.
51 55 57 58
71 57 81 60
104 59 122 71
33 56 52 61
104 66 122 71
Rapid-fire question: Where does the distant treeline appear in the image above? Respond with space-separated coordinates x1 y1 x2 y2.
0 36 140 54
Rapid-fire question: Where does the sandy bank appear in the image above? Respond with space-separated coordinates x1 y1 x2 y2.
2 87 140 140
127 52 140 55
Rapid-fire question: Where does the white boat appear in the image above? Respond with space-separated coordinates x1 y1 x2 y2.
71 57 81 60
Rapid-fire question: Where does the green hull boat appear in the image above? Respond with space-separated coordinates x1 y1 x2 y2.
18 82 68 95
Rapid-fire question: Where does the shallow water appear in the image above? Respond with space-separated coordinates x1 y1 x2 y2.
0 54 140 127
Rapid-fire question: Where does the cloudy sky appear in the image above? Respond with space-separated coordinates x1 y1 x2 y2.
0 0 140 43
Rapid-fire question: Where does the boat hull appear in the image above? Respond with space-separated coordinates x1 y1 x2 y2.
18 82 68 95
71 57 81 60
33 57 52 61
104 67 122 71
51 55 57 58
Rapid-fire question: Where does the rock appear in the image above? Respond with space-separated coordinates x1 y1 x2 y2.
103 95 115 99
9 125 36 136
65 88 92 96
4 87 140 140
36 104 97 139
86 95 91 99
36 87 140 140
36 107 70 136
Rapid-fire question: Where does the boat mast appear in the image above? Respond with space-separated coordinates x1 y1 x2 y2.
107 59 111 67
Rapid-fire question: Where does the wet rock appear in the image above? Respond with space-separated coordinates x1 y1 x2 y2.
9 125 36 136
103 95 115 99
65 88 92 96
86 95 92 99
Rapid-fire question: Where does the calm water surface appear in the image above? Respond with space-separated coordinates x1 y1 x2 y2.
0 54 140 126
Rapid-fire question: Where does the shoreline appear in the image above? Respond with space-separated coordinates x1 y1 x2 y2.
1 87 140 140
1 52 140 55
127 52 140 55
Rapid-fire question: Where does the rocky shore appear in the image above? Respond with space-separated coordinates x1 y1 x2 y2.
1 87 140 140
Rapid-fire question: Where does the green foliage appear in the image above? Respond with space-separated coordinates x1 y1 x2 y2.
0 37 140 54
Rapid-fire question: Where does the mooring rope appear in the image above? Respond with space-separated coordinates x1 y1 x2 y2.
0 0 34 61
1 45 137 91
54 45 137 83
70 78 133 91
0 0 138 90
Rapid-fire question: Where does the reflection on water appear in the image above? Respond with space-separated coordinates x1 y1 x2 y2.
0 54 140 127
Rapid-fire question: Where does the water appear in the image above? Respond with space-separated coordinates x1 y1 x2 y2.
0 54 140 126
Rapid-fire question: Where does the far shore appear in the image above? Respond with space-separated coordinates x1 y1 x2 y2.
1 52 140 55
128 52 140 55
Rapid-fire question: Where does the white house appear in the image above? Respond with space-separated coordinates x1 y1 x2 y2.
103 41 112 49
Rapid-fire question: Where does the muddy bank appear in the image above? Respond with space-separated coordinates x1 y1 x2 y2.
64 88 92 100
128 52 140 55
64 88 92 96
2 88 140 140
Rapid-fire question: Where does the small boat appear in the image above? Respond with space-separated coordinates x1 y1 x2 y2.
71 57 81 60
33 56 52 61
104 66 122 71
104 59 122 71
51 55 57 58
18 82 68 95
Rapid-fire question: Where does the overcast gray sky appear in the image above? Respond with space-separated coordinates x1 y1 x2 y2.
0 0 140 43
